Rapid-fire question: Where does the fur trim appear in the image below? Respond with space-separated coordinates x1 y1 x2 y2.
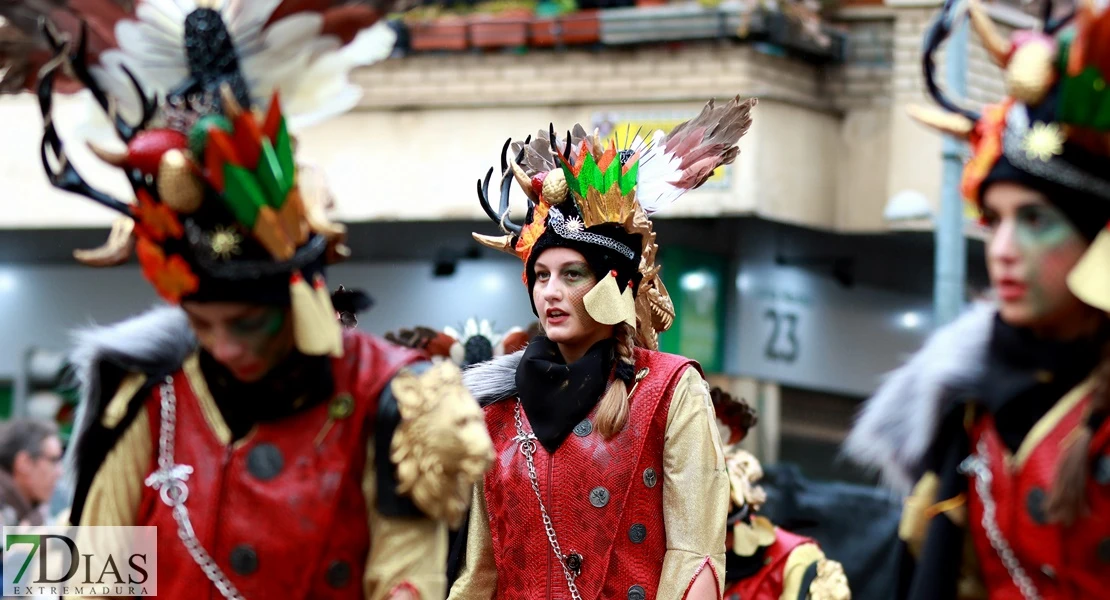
63 306 196 487
842 302 996 494
462 350 522 406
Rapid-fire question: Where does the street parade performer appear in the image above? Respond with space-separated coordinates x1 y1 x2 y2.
713 387 851 600
23 1 494 598
449 96 755 599
845 0 1110 597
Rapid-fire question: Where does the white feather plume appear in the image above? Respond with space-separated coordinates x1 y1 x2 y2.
635 130 685 216
87 0 396 132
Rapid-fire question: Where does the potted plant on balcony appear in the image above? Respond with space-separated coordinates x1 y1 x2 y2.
530 0 601 47
469 0 535 49
405 6 470 52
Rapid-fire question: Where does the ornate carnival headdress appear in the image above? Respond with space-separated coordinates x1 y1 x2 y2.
473 96 755 350
909 0 1110 308
24 0 401 357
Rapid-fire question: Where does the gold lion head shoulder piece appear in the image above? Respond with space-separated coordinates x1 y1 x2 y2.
389 361 495 529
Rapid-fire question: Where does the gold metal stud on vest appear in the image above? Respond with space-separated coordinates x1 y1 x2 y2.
329 393 355 420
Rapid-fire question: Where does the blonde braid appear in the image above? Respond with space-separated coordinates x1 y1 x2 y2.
595 322 637 438
1046 341 1110 525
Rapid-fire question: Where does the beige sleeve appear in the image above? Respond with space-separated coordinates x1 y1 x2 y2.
65 377 152 600
657 366 729 600
75 375 152 528
447 482 497 599
363 439 448 600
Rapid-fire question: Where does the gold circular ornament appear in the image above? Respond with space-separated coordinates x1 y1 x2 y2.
329 393 355 420
208 226 242 261
1021 122 1065 162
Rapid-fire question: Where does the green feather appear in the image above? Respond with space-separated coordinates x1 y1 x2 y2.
275 120 295 194
1059 67 1110 129
222 165 266 229
1055 29 1110 129
189 115 233 160
620 160 639 196
255 139 286 208
575 152 604 194
600 155 621 193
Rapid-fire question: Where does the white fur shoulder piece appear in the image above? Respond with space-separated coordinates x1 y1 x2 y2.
842 302 996 494
65 306 196 470
462 350 523 407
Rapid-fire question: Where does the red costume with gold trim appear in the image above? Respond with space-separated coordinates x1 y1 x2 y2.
724 529 815 600
452 100 755 598
964 393 1110 598
142 333 419 599
23 3 495 599
845 0 1110 598
481 349 694 598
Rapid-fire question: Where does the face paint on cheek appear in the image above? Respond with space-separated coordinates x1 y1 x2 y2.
1015 213 1084 319
230 309 287 357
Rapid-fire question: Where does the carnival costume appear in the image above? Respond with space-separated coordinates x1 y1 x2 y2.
713 388 851 600
845 1 1110 598
19 2 494 598
449 96 754 599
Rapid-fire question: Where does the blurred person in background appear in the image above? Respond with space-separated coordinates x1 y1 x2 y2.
845 0 1110 597
712 388 850 600
0 419 63 527
6 2 495 599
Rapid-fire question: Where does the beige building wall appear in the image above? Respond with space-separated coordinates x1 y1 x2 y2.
0 0 1031 232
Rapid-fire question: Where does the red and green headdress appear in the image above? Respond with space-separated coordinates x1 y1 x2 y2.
910 0 1110 309
472 96 756 350
30 0 400 356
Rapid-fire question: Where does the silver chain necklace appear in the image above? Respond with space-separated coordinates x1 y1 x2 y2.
959 439 1042 600
512 401 583 600
144 378 246 600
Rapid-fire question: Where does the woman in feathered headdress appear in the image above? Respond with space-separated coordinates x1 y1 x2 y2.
845 0 1110 597
449 96 755 599
18 2 495 599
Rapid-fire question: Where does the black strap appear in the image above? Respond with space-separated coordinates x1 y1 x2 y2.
69 364 163 524
796 560 820 600
374 361 432 518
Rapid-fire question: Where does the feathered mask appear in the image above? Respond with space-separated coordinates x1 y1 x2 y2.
908 0 1110 311
473 95 756 350
27 0 402 357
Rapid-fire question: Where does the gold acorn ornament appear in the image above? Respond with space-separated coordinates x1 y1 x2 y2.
541 169 568 205
968 0 1058 106
157 149 205 214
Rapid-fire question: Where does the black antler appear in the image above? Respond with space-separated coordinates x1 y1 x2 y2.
54 20 157 142
37 20 133 216
1045 0 1075 35
476 138 527 235
921 0 980 122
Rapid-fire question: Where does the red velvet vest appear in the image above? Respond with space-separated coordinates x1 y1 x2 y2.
482 349 696 599
966 386 1110 599
137 331 420 600
723 529 814 600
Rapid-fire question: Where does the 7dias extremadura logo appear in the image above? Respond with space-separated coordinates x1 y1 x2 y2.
3 526 157 597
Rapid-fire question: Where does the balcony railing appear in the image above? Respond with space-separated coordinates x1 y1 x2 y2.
394 2 846 63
